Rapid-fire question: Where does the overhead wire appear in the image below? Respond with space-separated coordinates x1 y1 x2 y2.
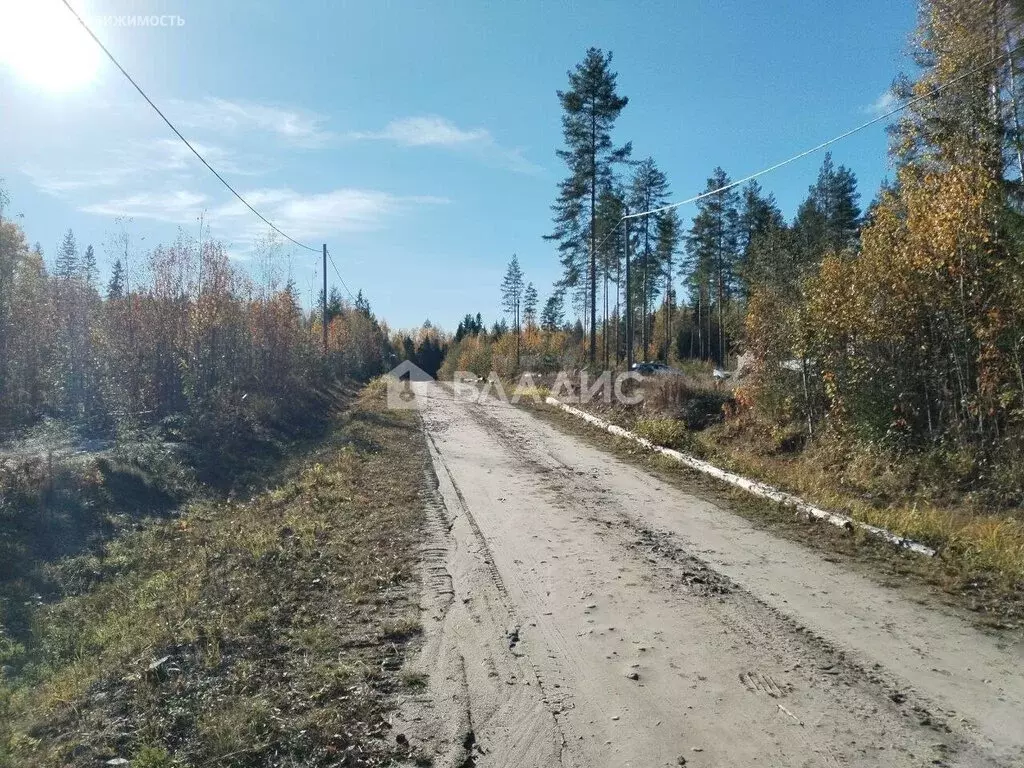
59 0 319 254
326 249 357 302
624 39 1024 221
586 36 1024 261
65 0 1022 291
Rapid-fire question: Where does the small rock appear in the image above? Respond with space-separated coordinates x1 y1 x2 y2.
677 757 688 766
610 715 620 721
691 747 704 752
396 733 409 746
626 671 639 681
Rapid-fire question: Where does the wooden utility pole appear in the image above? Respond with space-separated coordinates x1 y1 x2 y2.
624 208 633 370
322 243 328 353
615 235 621 365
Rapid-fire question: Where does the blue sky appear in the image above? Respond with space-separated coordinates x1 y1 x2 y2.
1 0 916 331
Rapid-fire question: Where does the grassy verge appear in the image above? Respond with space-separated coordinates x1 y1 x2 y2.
693 417 1024 584
588 402 1024 596
497 377 1022 628
0 383 345 657
0 380 430 767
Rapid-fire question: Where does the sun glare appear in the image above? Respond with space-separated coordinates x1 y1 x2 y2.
0 0 101 92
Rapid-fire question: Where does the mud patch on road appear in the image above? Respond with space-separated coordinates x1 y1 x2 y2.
627 523 734 597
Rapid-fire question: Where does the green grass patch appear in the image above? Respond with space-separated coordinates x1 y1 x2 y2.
0 385 430 767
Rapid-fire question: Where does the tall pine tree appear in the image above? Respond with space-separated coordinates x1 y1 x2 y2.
547 48 631 364
737 180 786 297
629 158 671 360
655 208 682 359
107 259 125 299
523 282 538 328
500 254 525 366
685 169 740 364
792 152 861 267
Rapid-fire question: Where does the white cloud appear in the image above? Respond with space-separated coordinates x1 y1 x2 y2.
350 115 542 174
22 138 257 197
212 188 448 241
360 116 490 147
865 89 898 116
170 97 334 147
145 138 252 174
80 190 210 223
76 186 447 243
23 167 123 194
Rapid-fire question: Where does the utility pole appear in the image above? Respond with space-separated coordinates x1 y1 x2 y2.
624 208 633 370
322 243 328 353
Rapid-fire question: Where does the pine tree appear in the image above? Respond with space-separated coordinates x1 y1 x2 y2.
55 228 78 280
523 282 538 327
500 254 525 366
792 153 862 266
107 259 125 299
629 158 670 360
655 208 681 359
737 181 786 297
825 164 861 251
685 169 740 364
82 244 97 288
355 290 372 317
595 184 626 364
546 48 631 364
541 289 565 331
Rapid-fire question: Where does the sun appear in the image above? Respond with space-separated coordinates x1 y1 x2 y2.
0 0 101 92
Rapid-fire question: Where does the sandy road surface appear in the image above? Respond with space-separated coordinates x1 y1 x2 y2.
398 382 1024 768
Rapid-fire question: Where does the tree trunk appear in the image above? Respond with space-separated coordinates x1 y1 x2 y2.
589 108 598 366
716 206 724 367
665 255 672 361
615 241 621 364
1006 30 1024 179
696 291 703 360
642 207 649 361
603 261 609 368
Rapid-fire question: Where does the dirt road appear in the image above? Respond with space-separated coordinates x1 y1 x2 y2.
398 382 1024 768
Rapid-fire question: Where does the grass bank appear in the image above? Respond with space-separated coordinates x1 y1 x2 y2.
501 373 1024 626
0 380 430 767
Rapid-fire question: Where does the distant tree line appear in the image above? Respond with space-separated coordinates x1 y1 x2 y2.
0 201 392 442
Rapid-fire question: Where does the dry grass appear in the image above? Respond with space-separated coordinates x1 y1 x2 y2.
0 383 431 767
704 427 1024 586
641 376 731 430
624 373 1024 589
633 417 702 456
529 370 1024 606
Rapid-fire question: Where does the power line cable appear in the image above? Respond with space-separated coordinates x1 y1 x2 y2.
587 36 1024 259
59 0 319 254
326 249 357 301
624 39 1024 221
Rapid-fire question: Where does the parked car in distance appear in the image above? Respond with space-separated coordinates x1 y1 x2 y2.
630 361 680 376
